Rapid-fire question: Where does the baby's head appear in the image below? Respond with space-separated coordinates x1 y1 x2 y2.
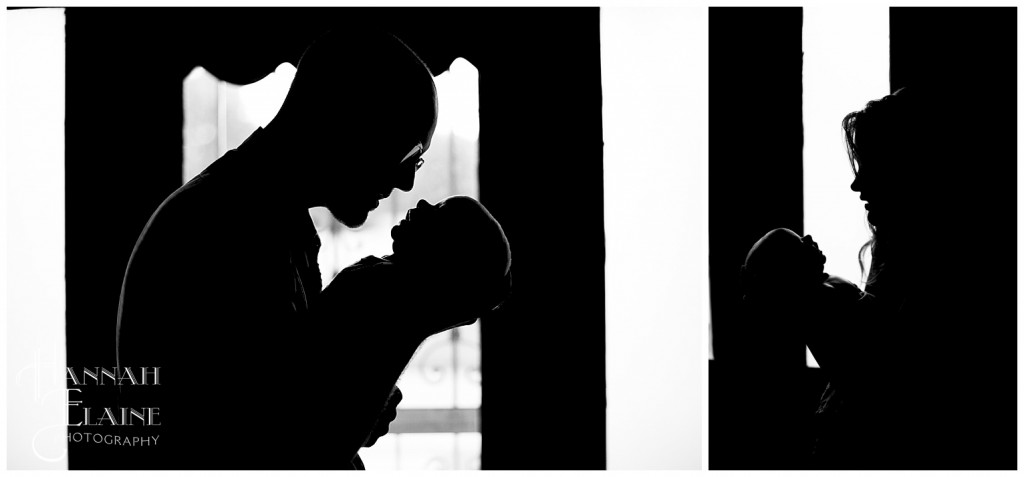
389 196 511 306
741 228 827 300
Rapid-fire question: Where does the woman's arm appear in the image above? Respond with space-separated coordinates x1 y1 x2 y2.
803 275 884 384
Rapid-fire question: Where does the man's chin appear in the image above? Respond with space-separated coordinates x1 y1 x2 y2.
328 206 369 228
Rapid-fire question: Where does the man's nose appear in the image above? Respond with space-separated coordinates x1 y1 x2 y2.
395 165 416 192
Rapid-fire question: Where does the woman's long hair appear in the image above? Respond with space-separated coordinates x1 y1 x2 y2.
842 107 877 286
841 87 956 294
842 94 890 289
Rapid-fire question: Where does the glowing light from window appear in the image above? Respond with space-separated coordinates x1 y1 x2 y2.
803 6 888 367
237 63 296 128
440 58 480 140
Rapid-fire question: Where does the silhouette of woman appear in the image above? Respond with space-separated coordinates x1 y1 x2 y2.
806 87 1015 470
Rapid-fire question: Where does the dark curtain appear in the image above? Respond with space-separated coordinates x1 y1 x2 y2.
708 7 813 470
889 7 1016 469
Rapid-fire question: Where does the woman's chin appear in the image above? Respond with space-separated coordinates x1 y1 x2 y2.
866 209 882 227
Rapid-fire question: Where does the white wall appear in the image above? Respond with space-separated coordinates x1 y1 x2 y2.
4 7 69 469
602 7 706 470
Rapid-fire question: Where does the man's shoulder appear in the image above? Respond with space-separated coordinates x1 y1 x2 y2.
141 177 220 242
148 149 255 229
132 166 258 272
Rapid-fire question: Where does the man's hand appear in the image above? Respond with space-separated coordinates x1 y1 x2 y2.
363 387 402 448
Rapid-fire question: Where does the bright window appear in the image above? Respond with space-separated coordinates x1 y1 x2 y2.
802 6 888 367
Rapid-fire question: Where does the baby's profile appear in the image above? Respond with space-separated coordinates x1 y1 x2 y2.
388 195 511 289
741 227 829 302
322 195 511 338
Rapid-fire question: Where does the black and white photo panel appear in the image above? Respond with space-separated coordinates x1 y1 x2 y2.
708 6 1016 471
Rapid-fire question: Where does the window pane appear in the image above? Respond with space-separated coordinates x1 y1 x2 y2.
183 63 297 182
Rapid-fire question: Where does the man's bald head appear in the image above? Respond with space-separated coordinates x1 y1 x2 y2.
267 29 439 227
277 29 437 141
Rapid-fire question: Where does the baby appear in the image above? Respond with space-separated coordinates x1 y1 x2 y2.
315 195 511 460
739 228 864 369
323 194 512 340
741 228 829 303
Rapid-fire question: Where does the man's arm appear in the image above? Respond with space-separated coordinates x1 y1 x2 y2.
293 261 426 464
295 258 502 464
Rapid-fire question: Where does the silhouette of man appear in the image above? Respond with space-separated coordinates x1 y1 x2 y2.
114 30 441 469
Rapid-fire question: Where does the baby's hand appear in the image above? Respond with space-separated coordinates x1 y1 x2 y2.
742 228 828 298
799 234 829 284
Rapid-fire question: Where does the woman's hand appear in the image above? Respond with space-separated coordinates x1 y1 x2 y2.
822 275 862 301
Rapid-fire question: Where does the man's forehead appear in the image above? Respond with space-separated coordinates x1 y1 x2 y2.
422 123 435 150
422 96 439 150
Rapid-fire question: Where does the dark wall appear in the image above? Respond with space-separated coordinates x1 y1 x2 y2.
708 7 805 366
708 8 807 469
889 7 1016 468
889 6 1016 239
64 7 605 470
65 9 188 373
475 9 606 471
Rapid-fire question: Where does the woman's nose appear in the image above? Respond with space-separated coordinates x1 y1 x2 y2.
850 175 862 192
